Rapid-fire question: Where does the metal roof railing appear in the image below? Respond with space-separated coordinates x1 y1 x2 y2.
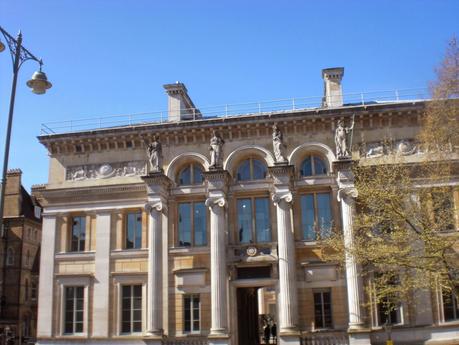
40 88 429 135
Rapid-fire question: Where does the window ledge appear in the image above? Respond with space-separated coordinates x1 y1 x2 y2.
111 249 148 259
55 251 95 261
169 246 210 255
437 320 459 327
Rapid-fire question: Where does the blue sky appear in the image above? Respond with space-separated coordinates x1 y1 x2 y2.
0 0 458 190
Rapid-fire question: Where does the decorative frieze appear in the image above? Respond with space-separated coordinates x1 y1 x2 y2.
66 161 146 181
362 139 419 158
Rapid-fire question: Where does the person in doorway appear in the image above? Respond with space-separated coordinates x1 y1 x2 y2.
263 322 271 344
271 322 277 344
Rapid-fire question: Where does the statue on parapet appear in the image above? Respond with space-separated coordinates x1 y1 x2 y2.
335 116 354 159
209 130 224 169
147 135 163 173
272 124 287 163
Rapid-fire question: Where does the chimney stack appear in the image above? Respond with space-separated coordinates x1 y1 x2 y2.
322 67 344 108
163 82 201 121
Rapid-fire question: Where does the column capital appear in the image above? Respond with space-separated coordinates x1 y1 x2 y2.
203 169 231 192
145 198 167 214
272 191 293 206
205 196 227 209
337 187 358 201
268 164 294 185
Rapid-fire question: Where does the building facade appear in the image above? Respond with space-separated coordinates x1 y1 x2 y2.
34 69 459 345
0 169 42 344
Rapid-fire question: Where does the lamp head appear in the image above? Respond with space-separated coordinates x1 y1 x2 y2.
0 40 5 53
26 69 52 95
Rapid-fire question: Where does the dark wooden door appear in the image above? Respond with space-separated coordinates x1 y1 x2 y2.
237 288 260 345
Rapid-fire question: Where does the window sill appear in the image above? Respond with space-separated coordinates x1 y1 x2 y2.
55 251 95 261
111 249 148 259
169 246 210 254
438 320 459 327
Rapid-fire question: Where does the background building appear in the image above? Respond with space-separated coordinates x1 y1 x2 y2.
0 169 41 344
34 69 458 345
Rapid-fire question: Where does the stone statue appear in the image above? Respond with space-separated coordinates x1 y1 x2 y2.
272 124 287 163
147 135 163 173
209 130 224 169
335 117 354 159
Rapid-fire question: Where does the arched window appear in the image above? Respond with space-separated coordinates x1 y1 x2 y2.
6 247 14 266
178 163 204 186
300 155 328 177
236 158 267 181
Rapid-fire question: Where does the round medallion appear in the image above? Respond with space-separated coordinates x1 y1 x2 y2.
246 246 257 257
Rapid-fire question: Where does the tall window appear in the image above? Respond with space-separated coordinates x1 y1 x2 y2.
178 202 207 247
31 282 37 300
237 197 271 243
184 295 200 333
125 212 142 249
301 192 332 240
314 290 332 329
6 247 14 266
178 164 204 186
26 250 30 266
236 158 267 181
64 286 84 334
71 216 86 252
121 285 142 333
300 155 328 177
443 289 459 321
25 279 29 302
378 297 401 325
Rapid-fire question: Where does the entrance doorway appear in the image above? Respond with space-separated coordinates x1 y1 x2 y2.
237 287 277 345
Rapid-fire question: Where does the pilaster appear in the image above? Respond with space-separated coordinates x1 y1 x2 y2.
203 170 230 342
142 172 171 337
268 165 300 345
333 159 371 345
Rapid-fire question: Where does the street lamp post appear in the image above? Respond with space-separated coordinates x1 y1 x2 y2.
0 26 52 318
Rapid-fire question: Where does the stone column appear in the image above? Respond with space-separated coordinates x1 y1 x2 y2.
92 211 111 337
37 214 57 338
142 173 171 337
269 165 299 345
335 160 370 345
203 170 230 344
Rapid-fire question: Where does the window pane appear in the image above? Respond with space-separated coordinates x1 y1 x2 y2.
255 198 271 242
252 159 267 180
237 160 251 181
317 193 332 238
179 166 192 185
122 321 131 333
126 213 135 249
237 199 253 243
301 157 313 176
133 321 142 332
314 156 327 175
193 165 204 184
194 203 207 246
135 214 142 248
314 292 324 328
178 203 192 246
75 322 83 333
301 195 315 240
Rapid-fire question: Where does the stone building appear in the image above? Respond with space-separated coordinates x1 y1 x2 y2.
34 70 459 345
0 169 42 344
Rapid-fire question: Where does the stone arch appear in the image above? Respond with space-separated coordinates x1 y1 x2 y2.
223 145 275 176
288 142 336 173
165 152 210 184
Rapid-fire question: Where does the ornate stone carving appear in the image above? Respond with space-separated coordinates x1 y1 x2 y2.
66 161 146 181
205 196 227 209
272 124 287 163
272 191 293 206
209 130 225 169
337 187 358 201
363 139 419 158
335 117 354 159
145 199 167 213
147 135 163 173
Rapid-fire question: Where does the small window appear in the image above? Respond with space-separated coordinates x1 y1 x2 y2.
6 247 14 266
236 158 267 181
314 290 332 329
121 285 142 333
184 295 200 333
443 289 459 321
125 212 142 249
300 155 328 177
70 216 86 252
301 192 333 241
178 202 207 247
178 164 204 186
64 286 84 334
31 282 37 300
237 197 271 243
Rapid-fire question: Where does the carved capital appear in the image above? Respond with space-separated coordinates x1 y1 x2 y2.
205 196 227 209
145 198 167 214
272 191 293 206
337 187 358 202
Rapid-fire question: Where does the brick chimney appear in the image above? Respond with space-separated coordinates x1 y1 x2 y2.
322 67 344 108
4 169 22 217
163 82 201 121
